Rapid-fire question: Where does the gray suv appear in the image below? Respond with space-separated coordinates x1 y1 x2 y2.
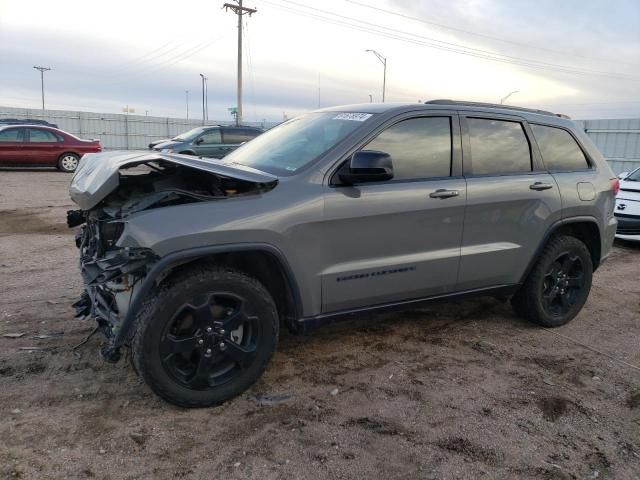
68 101 618 407
153 125 263 158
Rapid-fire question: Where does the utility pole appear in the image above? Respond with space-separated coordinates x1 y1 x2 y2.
199 73 207 125
365 50 386 102
33 66 51 110
223 0 257 126
185 90 189 120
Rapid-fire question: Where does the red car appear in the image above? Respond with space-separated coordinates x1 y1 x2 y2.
0 125 101 172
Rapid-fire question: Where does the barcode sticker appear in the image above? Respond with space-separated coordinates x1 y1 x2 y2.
332 113 373 122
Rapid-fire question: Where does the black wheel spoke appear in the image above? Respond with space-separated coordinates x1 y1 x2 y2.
560 292 573 309
191 354 214 388
222 340 256 368
566 274 583 288
161 334 200 358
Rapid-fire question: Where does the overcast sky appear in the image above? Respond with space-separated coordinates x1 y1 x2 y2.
1 0 639 122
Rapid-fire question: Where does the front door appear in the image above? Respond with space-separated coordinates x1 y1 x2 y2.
456 115 562 290
23 128 61 165
193 128 224 158
0 127 26 165
321 114 466 313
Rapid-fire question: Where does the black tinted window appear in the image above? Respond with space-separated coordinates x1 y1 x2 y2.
0 128 23 142
28 128 58 142
222 128 260 144
363 117 451 180
531 124 589 170
467 118 531 175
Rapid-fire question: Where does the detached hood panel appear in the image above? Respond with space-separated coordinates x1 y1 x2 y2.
69 151 278 210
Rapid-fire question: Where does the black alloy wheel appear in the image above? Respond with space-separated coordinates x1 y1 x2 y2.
511 235 593 327
541 251 585 317
160 292 260 390
132 266 278 407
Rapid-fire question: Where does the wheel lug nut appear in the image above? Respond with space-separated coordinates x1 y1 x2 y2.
219 329 225 335
206 348 212 355
219 342 226 351
206 327 212 333
198 339 204 345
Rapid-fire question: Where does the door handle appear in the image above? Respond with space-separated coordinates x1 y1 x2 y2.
429 189 459 199
529 182 553 191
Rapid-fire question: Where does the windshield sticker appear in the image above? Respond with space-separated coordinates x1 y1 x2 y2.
332 113 372 122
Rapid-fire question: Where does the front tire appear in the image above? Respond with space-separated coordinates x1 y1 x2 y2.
131 266 279 407
511 235 593 327
57 153 80 172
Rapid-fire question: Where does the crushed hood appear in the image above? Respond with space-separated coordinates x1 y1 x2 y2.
69 150 278 210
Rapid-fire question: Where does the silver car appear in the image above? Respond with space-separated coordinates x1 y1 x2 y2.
68 100 618 407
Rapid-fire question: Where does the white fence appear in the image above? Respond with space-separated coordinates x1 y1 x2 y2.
576 119 640 175
0 106 275 151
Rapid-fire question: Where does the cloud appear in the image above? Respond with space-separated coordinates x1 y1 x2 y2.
0 0 638 120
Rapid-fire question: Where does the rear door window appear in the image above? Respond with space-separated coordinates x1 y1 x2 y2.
362 116 452 180
27 128 58 142
531 124 589 170
0 128 24 142
222 128 261 144
467 118 531 175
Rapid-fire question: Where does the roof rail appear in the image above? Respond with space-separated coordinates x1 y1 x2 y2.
424 99 569 118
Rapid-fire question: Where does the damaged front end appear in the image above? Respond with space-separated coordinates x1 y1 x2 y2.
67 151 278 361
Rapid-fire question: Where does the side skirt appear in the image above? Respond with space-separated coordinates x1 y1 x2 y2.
293 284 519 333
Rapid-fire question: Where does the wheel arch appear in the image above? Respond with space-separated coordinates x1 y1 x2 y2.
519 217 602 285
109 243 303 351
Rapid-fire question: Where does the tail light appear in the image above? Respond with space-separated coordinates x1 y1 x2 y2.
612 178 620 195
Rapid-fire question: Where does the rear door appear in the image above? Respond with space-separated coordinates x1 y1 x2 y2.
321 113 467 313
0 127 26 165
193 128 224 158
23 128 61 165
457 114 562 290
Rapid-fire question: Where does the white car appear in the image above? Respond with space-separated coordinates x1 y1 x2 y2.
615 168 640 241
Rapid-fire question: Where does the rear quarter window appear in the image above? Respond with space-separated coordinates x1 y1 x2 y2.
531 124 590 171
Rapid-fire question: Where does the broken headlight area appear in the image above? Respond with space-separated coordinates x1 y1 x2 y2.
71 206 157 336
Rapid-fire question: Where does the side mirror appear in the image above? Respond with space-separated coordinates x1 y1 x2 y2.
618 171 629 180
338 150 394 185
195 138 204 145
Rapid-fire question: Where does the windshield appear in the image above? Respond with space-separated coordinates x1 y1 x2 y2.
223 112 375 176
626 168 640 181
173 127 206 142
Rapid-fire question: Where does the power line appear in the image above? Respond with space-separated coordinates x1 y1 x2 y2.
259 0 640 81
343 0 639 68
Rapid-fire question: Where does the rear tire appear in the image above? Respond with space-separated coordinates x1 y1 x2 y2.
511 235 593 327
57 153 80 172
131 265 279 407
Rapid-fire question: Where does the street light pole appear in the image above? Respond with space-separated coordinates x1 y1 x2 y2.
33 66 51 110
199 74 207 125
185 90 189 120
365 50 386 102
500 90 519 104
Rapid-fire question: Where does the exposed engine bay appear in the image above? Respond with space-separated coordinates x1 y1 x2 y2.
68 154 278 353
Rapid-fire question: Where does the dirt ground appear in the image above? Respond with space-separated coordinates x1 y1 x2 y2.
1 170 639 480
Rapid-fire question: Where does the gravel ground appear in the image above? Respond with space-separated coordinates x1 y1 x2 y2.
1 170 639 480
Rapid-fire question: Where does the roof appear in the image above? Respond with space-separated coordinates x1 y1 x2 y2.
318 100 571 123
